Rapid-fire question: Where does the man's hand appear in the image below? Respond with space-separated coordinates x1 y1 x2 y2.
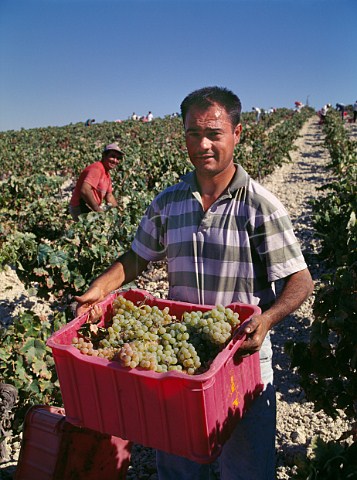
87 304 103 323
236 313 270 357
72 250 149 318
105 192 118 208
236 268 314 357
74 285 104 316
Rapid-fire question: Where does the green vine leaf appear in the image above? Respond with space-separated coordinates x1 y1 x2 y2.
20 338 47 362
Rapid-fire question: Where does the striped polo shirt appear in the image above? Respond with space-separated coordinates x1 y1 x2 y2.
132 164 307 308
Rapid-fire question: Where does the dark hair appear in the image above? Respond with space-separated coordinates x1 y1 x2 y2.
180 86 242 129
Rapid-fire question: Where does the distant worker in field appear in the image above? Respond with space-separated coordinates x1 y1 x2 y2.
353 100 357 123
147 111 154 122
69 143 124 222
335 103 346 121
319 103 331 125
294 101 303 113
252 106 261 122
85 118 96 126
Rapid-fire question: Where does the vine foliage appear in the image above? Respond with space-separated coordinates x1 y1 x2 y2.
287 111 357 478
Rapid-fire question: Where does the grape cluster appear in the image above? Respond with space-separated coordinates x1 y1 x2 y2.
72 296 241 375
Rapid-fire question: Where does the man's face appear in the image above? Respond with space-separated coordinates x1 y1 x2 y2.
102 151 122 171
184 102 242 178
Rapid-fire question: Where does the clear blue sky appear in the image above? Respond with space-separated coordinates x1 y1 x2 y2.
1 0 356 132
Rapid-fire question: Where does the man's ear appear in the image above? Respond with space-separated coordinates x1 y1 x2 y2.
234 123 243 145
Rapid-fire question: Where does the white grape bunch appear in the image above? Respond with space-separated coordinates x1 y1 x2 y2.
72 297 241 375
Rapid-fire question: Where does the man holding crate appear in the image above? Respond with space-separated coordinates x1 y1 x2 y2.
75 86 313 479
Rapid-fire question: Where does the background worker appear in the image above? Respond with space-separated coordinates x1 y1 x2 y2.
335 102 346 121
319 103 331 124
252 106 261 122
69 143 123 221
74 86 314 479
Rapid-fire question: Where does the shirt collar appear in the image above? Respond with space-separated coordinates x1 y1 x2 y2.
180 164 249 195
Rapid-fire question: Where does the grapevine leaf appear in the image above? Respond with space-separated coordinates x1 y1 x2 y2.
49 250 67 266
37 243 52 265
32 358 52 380
73 274 86 289
60 264 71 283
20 338 46 362
0 349 11 362
33 267 48 277
28 380 40 394
14 363 28 382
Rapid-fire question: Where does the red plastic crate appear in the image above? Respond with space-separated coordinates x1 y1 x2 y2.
47 289 263 464
14 405 132 480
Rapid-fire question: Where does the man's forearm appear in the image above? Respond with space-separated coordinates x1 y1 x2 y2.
262 268 314 330
80 182 102 211
75 250 150 315
81 192 102 211
238 268 314 355
90 249 149 296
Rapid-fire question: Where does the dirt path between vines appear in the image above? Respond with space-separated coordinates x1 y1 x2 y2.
1 116 355 479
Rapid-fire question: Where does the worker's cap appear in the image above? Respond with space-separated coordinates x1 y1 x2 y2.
103 143 125 155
